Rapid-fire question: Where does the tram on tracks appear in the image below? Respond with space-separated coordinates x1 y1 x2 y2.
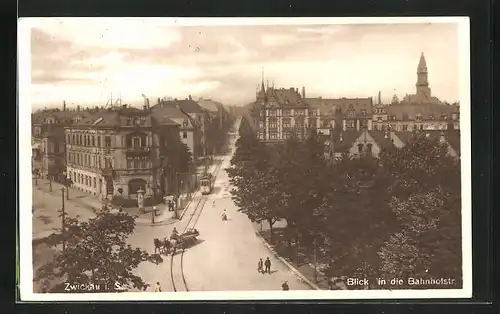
200 173 213 195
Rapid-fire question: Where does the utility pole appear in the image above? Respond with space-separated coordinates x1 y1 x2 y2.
313 238 318 283
61 187 66 253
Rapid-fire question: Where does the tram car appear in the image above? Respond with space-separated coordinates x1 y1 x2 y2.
200 173 213 195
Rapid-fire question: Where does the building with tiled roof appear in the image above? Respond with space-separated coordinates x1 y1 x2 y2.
63 104 182 199
31 102 92 179
393 130 461 158
153 97 208 157
304 96 374 134
373 53 460 132
251 81 313 142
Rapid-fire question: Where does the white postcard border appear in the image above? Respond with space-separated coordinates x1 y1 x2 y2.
18 16 472 301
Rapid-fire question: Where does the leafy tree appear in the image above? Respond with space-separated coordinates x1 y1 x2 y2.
35 208 163 292
316 155 398 282
377 132 462 287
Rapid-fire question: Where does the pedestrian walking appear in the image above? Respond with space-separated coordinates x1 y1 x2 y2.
264 257 271 274
154 282 162 292
257 258 263 274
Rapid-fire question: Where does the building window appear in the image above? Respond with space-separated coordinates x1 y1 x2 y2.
373 124 379 131
358 143 363 153
441 113 448 120
390 115 396 121
296 109 305 116
133 136 140 147
269 110 277 117
335 108 342 114
105 136 111 147
97 136 101 147
283 131 289 139
282 118 291 129
308 118 316 128
402 124 408 131
183 132 188 139
93 177 96 188
269 118 278 129
91 136 95 146
419 124 424 130
269 131 278 140
377 117 383 122
347 109 355 117
366 143 373 154
360 109 367 115
346 120 355 128
283 109 291 116
416 115 423 121
429 114 435 120
360 119 368 129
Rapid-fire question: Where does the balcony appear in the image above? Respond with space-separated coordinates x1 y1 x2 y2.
126 146 151 153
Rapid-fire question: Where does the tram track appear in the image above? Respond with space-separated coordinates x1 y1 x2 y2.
169 155 226 292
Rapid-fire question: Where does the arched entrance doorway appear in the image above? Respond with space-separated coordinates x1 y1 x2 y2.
128 179 147 195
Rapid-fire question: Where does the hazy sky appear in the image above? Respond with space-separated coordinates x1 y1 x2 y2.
27 19 462 109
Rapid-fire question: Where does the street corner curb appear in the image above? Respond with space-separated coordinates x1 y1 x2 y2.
254 232 321 290
135 218 178 227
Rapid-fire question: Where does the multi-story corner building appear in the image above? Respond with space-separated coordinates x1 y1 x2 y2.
252 82 313 142
65 105 179 199
373 53 460 132
31 103 91 180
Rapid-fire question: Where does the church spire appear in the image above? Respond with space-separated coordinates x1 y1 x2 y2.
261 66 265 93
418 52 427 71
416 52 431 100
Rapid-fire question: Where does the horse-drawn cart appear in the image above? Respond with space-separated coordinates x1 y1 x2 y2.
154 228 200 255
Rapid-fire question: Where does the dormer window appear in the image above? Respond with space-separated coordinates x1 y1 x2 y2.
347 110 355 117
441 113 448 120
360 109 367 115
183 119 189 127
415 115 423 121
429 114 435 120
358 143 363 153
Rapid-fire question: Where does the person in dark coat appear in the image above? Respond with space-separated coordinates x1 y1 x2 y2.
264 257 271 274
257 258 263 273
281 281 289 291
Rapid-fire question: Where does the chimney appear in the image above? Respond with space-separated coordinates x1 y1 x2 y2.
189 95 192 100
122 104 127 109
157 98 161 105
302 86 305 98
77 105 80 111
378 91 381 104
143 105 147 110
63 100 66 111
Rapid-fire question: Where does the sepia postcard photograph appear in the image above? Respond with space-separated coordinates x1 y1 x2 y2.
18 17 471 301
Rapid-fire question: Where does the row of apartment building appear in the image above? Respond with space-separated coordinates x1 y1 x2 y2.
250 53 460 142
31 97 230 199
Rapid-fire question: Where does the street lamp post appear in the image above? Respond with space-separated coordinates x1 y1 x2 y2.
61 187 66 253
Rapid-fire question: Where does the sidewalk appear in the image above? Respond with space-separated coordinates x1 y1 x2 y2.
34 179 175 226
251 222 340 290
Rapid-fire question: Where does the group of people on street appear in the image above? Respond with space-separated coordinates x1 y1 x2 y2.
257 257 290 291
257 257 272 274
